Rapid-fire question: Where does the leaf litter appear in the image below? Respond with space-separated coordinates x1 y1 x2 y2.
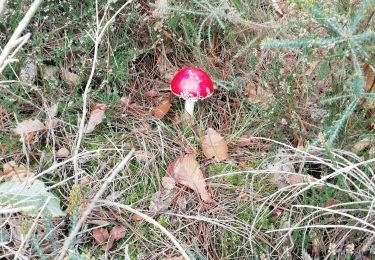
200 128 228 162
167 154 212 203
267 149 318 188
84 103 107 134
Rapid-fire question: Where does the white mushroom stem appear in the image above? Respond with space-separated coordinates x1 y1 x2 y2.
184 99 196 117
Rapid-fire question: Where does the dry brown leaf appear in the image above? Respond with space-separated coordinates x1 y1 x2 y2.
92 227 109 245
131 213 144 222
61 68 80 87
83 103 107 134
56 147 69 158
1 161 31 181
244 83 272 109
15 119 45 136
238 193 249 201
201 128 228 162
110 226 126 240
351 138 373 153
167 154 212 203
153 98 172 119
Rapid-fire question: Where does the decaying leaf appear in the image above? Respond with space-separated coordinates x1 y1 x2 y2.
83 103 107 134
104 225 126 250
56 147 70 158
244 83 272 109
149 189 175 213
15 119 45 136
20 57 37 84
153 98 172 119
351 138 373 153
1 161 31 181
61 68 80 87
131 213 144 222
167 155 212 203
92 227 109 245
110 226 125 240
200 128 228 162
161 176 176 190
267 149 318 188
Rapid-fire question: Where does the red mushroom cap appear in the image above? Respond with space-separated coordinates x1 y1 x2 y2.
170 67 214 100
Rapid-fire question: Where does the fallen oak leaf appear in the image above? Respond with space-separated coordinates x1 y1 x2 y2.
83 103 107 134
200 128 228 162
167 154 212 203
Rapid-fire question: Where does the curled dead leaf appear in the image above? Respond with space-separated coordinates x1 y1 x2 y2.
167 155 212 203
84 103 107 134
153 98 172 119
200 128 228 162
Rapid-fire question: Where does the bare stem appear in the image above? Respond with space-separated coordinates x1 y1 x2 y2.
58 149 135 260
184 99 196 117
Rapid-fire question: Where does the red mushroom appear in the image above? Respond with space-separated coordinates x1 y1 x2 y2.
171 67 214 117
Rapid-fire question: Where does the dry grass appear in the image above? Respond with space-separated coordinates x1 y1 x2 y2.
0 0 374 259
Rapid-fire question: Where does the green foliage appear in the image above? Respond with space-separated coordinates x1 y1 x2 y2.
262 0 374 146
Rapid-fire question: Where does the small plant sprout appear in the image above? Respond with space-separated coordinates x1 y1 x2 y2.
170 67 214 117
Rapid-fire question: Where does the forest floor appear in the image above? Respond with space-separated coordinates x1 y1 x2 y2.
0 0 374 259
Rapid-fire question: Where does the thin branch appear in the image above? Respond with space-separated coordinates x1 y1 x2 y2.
99 200 191 260
58 149 134 260
73 0 134 183
0 0 43 73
